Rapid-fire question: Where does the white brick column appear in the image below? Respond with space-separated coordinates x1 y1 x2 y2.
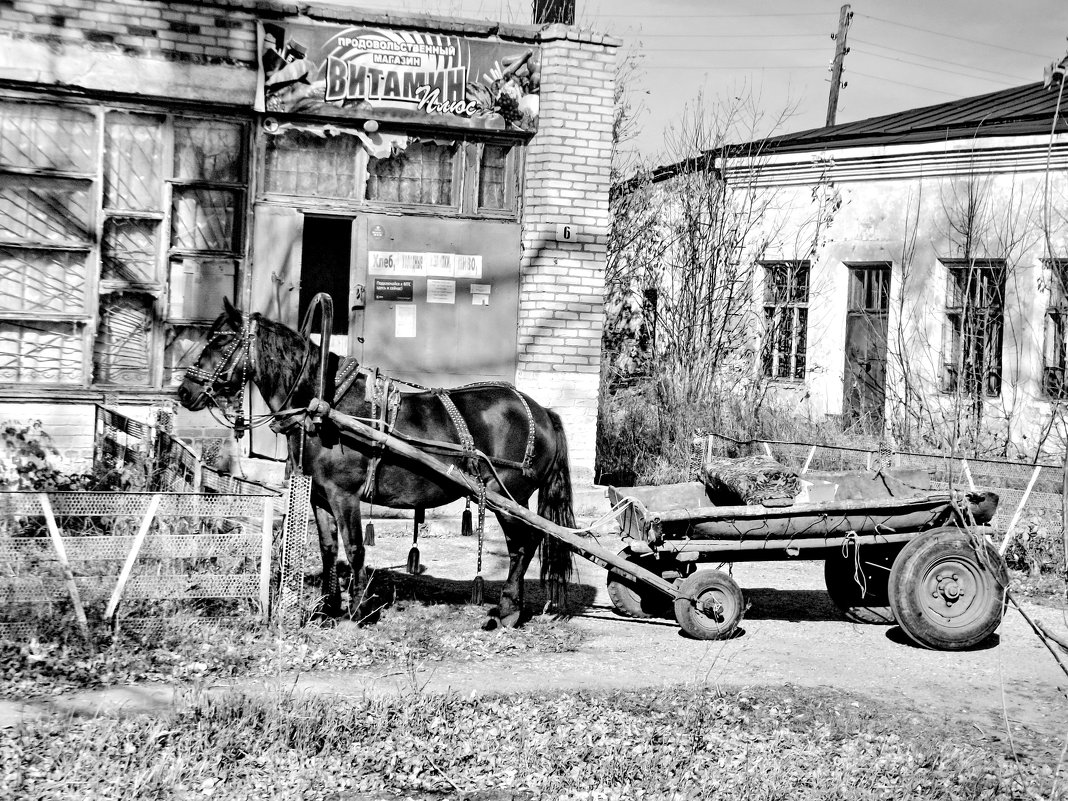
517 27 617 485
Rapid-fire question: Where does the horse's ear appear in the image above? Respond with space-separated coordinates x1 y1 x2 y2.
222 297 243 330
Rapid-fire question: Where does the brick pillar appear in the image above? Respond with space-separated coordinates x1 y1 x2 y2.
517 27 617 485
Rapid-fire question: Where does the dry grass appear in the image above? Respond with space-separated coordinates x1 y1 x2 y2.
4 683 1062 800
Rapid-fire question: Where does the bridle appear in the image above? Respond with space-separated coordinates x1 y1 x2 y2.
182 314 259 435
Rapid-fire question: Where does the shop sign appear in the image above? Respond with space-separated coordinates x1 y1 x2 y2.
257 20 540 133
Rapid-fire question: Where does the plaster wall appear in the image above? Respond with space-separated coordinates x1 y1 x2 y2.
733 136 1068 457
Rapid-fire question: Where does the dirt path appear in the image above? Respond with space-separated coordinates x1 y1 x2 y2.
6 523 1068 759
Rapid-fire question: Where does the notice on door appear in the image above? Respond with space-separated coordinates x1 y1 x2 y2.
369 251 482 279
426 279 456 304
395 304 416 338
374 278 413 301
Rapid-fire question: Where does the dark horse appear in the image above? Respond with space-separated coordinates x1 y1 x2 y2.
177 299 575 626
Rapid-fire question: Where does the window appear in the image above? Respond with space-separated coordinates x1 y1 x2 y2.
263 129 362 199
1043 260 1068 399
941 259 1005 396
366 140 457 206
761 261 809 380
478 143 513 210
0 99 247 391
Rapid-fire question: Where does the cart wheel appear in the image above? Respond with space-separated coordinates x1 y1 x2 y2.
888 527 1008 651
606 548 674 619
824 544 903 625
673 569 744 640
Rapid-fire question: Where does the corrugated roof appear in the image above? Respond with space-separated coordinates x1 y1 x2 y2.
753 81 1068 155
647 79 1068 184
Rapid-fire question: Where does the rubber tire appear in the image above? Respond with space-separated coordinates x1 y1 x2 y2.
606 548 674 619
824 544 904 625
673 569 745 640
888 527 1008 651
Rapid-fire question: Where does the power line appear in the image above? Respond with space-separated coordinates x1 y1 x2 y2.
857 51 1020 87
851 37 1035 84
582 11 830 17
849 69 965 98
619 32 827 38
638 47 826 53
641 64 825 71
856 13 1043 58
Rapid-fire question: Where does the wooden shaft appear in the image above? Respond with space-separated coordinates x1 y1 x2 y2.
315 402 686 601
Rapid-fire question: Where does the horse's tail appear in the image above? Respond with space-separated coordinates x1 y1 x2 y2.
538 409 576 606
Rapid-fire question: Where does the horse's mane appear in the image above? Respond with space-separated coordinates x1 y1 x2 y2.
253 314 325 402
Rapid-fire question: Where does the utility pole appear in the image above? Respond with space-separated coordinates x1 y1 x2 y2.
826 4 853 127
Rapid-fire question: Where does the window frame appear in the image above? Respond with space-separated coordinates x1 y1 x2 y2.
1042 258 1068 401
258 125 522 219
760 260 810 382
939 258 1006 398
0 95 250 397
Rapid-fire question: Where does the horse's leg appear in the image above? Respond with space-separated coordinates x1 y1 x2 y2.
494 514 541 628
331 495 378 623
313 505 341 617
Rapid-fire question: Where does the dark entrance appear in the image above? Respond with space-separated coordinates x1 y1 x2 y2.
843 263 890 429
299 216 351 336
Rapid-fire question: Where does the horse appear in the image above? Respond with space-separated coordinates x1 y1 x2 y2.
177 299 576 627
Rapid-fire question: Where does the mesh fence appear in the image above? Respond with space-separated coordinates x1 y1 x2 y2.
0 491 275 642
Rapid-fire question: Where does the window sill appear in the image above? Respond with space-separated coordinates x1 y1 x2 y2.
0 387 177 404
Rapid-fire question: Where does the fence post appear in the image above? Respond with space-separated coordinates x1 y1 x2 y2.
259 497 275 622
38 494 91 644
801 445 817 474
960 459 976 491
105 493 162 622
999 466 1042 557
278 474 312 631
761 442 773 458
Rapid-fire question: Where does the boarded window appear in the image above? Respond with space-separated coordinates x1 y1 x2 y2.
941 260 1005 397
366 140 457 206
761 261 810 380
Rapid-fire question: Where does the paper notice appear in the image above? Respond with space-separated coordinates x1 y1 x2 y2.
395 304 416 338
426 279 456 304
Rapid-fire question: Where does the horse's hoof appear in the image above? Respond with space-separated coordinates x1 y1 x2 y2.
500 610 521 629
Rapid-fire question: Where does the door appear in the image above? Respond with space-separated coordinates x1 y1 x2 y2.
354 214 521 388
843 264 891 429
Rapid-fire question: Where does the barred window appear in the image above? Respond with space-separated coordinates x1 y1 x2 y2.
0 99 246 391
761 261 809 380
1043 260 1068 400
941 259 1005 397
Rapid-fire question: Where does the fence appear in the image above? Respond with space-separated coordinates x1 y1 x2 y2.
692 432 1065 567
0 491 275 641
94 404 275 496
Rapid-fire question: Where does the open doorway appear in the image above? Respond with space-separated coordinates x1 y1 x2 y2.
299 215 351 336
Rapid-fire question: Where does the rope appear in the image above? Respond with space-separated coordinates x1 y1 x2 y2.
841 529 867 599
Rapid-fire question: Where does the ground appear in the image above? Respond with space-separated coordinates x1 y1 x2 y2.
6 520 1067 766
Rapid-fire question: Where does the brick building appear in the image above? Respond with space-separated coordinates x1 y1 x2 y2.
0 1 617 483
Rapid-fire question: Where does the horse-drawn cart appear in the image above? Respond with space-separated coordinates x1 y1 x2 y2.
305 397 1007 652
605 475 1007 651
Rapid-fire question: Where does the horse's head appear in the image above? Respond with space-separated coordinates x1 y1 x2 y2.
177 298 258 412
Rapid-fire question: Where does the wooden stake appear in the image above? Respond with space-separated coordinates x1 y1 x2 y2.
961 459 976 491
259 497 274 622
1062 451 1067 602
762 441 773 458
38 494 91 645
999 466 1042 557
105 493 162 621
801 445 817 475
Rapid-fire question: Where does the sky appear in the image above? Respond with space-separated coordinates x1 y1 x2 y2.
357 0 1068 163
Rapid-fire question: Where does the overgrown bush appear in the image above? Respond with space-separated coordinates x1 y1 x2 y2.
0 419 141 491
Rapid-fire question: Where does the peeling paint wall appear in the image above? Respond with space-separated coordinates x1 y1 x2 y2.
727 134 1068 458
